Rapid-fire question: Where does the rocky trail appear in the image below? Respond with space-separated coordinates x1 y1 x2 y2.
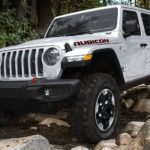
0 85 150 150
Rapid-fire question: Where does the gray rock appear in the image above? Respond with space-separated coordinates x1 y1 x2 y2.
95 139 117 150
136 119 150 150
0 135 50 150
122 86 150 100
30 127 38 130
100 147 114 150
117 133 131 145
126 121 144 138
133 99 150 112
71 146 89 150
23 111 68 123
146 115 150 120
50 144 64 150
39 118 70 127
118 145 133 150
122 99 135 109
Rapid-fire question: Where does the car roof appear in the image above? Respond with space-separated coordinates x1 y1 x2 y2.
55 5 150 19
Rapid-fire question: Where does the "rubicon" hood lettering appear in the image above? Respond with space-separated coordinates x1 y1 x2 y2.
74 39 110 46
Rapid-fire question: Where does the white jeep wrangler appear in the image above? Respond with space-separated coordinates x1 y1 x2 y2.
0 5 150 143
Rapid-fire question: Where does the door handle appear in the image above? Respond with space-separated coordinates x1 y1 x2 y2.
140 43 148 47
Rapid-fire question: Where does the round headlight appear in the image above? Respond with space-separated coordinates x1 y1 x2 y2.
43 48 60 66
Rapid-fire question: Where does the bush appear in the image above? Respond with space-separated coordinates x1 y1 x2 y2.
0 1 39 48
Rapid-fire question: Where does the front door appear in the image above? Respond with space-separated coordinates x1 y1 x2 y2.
122 10 147 79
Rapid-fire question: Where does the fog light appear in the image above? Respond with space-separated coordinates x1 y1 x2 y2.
44 89 51 96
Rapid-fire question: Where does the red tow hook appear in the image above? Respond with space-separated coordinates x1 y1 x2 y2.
31 77 38 84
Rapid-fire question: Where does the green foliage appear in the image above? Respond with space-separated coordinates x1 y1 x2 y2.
60 0 101 15
0 0 39 48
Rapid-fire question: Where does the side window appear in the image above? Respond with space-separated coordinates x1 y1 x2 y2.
141 13 150 36
123 10 141 35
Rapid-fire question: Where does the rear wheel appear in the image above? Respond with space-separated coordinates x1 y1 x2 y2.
70 73 121 143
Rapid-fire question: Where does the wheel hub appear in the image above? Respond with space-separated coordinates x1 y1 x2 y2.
95 89 115 131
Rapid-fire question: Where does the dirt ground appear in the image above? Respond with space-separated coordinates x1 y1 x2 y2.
0 105 148 150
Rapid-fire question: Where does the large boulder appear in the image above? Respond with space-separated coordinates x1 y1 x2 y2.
136 119 150 150
117 133 131 145
122 85 150 100
126 121 145 138
133 99 150 112
0 135 50 150
94 139 117 150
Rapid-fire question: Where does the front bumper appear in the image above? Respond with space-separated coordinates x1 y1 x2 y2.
0 79 80 102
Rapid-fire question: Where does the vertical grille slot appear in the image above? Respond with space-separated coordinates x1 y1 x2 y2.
24 50 29 77
1 53 5 77
6 52 11 77
11 51 16 77
17 51 23 77
31 49 36 76
38 49 44 76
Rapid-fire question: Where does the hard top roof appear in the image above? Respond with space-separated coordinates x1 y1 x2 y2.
55 5 150 19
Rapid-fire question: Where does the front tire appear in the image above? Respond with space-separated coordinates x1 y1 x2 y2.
70 73 121 143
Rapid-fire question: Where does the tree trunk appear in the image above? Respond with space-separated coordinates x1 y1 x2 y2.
30 0 38 25
103 0 107 6
0 1 2 12
11 0 27 20
36 0 54 33
56 0 62 16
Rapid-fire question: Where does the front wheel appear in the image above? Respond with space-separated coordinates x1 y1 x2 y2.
70 73 121 143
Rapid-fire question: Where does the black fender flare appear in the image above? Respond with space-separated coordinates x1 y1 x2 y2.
91 48 125 89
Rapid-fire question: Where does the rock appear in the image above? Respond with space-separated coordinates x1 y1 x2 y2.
133 99 150 112
117 133 131 145
0 135 50 150
71 146 89 150
39 118 70 127
131 131 139 138
115 120 150 150
100 147 113 150
30 127 38 130
123 86 150 100
50 144 64 150
126 121 144 138
95 139 117 150
143 138 150 150
24 111 68 123
136 119 150 150
101 147 114 150
72 138 78 143
122 99 135 109
146 115 150 120
118 145 133 150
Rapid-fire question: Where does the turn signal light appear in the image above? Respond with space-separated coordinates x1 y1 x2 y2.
84 54 93 61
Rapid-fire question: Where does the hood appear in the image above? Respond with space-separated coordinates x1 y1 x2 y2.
0 32 118 52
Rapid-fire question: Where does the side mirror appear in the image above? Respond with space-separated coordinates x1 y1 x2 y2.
123 20 138 38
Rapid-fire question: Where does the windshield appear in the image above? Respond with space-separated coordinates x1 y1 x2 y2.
46 8 118 38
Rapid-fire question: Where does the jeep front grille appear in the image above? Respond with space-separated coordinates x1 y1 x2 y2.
0 49 44 78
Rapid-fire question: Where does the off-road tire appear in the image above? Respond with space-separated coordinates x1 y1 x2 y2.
70 73 121 143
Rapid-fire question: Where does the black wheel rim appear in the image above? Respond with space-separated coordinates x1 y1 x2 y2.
95 88 115 131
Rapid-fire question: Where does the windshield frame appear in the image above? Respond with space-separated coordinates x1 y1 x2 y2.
45 7 118 38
